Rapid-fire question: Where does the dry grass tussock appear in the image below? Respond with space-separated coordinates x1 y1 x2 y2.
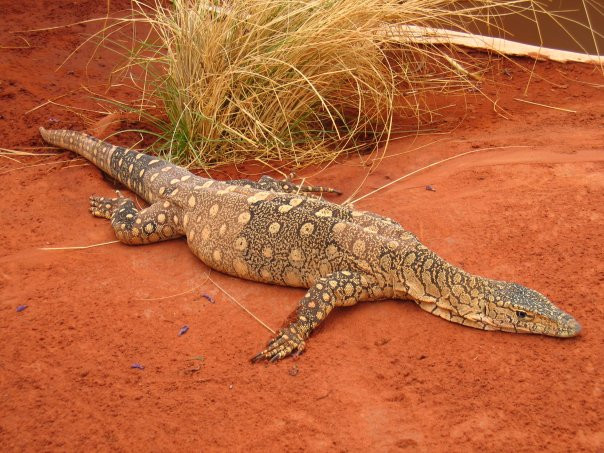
109 0 542 169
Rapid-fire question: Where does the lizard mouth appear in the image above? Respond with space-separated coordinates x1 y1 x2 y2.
469 313 582 337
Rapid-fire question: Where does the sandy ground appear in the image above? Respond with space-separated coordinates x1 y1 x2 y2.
1 1 603 451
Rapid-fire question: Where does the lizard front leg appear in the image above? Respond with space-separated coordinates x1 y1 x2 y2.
90 195 184 245
252 271 369 362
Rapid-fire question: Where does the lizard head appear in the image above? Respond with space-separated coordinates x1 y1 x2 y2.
475 282 581 337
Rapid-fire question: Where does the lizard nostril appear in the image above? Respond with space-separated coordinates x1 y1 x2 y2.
560 318 581 337
569 320 582 336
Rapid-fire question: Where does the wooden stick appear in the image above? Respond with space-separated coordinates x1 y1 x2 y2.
384 24 603 65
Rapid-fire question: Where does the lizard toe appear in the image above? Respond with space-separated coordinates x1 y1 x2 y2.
252 326 306 363
89 195 121 219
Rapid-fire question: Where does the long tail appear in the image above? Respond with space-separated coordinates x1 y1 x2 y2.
39 127 119 176
39 128 190 203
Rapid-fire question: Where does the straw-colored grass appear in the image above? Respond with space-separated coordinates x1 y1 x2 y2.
110 0 543 168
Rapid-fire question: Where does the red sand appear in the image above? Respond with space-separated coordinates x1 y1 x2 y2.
1 1 602 451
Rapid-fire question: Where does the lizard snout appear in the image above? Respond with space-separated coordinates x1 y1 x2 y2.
558 317 582 337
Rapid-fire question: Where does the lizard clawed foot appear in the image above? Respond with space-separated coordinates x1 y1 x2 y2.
251 324 307 363
283 173 342 195
89 195 122 219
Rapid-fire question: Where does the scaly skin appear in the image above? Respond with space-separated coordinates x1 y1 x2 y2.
39 128 582 362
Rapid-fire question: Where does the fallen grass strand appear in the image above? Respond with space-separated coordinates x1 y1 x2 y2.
208 275 276 335
40 240 120 250
514 98 577 113
349 145 530 204
0 148 62 157
135 272 211 301
0 158 87 176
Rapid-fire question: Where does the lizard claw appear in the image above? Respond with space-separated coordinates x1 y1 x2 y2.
251 325 307 363
89 194 129 219
89 195 119 219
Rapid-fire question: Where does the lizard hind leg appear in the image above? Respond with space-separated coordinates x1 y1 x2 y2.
90 194 184 245
227 175 341 195
260 175 342 195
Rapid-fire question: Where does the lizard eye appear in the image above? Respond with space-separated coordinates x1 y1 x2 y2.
516 311 527 319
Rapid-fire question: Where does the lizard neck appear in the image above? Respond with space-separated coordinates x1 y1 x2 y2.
394 245 494 328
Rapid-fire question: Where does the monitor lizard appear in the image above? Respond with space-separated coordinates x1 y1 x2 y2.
39 127 581 362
